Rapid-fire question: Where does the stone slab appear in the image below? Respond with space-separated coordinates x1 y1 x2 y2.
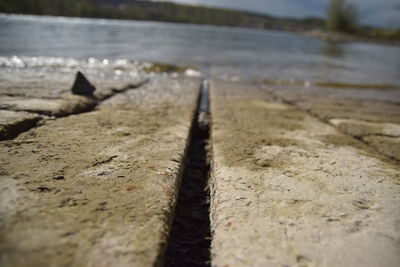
329 119 400 138
209 80 400 267
0 95 97 117
0 71 146 100
0 71 73 98
0 77 201 267
328 119 400 161
0 70 147 117
93 77 147 101
0 110 41 140
274 90 400 124
271 89 400 161
363 136 400 161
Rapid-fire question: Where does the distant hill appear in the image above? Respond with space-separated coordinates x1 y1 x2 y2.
0 0 324 31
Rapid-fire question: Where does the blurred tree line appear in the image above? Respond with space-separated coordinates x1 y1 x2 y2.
1 0 398 40
326 0 357 33
325 0 400 40
0 0 323 30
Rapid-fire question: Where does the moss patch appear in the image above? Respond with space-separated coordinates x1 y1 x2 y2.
258 79 399 90
315 82 398 90
140 62 191 73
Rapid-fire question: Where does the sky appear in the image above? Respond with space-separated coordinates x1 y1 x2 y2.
153 0 400 27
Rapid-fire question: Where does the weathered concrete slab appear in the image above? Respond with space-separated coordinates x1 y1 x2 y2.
0 71 146 100
0 71 146 117
271 89 400 161
329 119 400 138
93 77 147 100
0 95 97 117
363 136 400 161
329 119 400 161
0 77 201 267
101 77 194 109
0 71 73 98
209 80 400 267
0 110 41 140
274 90 400 124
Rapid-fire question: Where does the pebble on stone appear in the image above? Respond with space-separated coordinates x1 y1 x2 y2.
71 71 96 96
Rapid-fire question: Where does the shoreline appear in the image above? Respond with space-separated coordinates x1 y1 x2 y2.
2 13 399 47
300 29 400 46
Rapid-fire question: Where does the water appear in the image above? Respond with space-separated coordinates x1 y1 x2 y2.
1 14 400 86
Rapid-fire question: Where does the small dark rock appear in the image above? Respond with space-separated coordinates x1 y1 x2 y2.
71 71 96 95
37 186 51 192
53 175 65 180
61 231 76 237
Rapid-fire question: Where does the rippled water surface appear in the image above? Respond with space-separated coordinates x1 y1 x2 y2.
1 14 400 86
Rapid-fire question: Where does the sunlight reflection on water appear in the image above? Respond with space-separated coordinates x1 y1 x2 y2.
1 14 400 86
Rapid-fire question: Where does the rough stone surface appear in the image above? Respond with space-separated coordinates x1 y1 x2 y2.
209 80 400 267
0 95 97 117
270 88 400 162
329 119 400 138
0 71 146 100
0 71 73 99
0 70 147 118
273 90 400 124
0 77 201 267
0 110 41 140
363 136 400 161
328 119 400 161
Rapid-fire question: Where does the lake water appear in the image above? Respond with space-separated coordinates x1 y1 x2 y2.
1 14 400 86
